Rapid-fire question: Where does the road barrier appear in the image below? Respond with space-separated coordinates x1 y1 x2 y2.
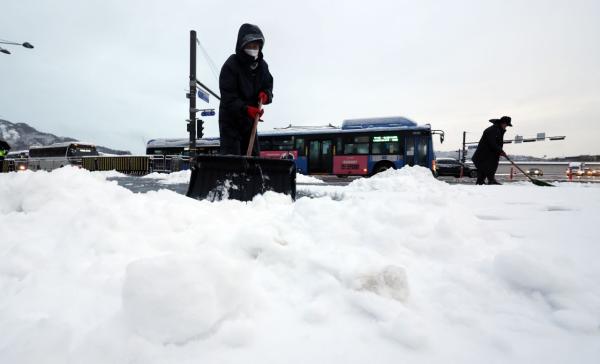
80 155 190 175
1 160 10 173
82 156 149 175
1 155 191 175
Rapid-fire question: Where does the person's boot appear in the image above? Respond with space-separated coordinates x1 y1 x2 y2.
488 180 502 185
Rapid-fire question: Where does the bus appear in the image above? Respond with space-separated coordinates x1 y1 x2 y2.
28 142 99 171
146 137 220 156
258 116 444 176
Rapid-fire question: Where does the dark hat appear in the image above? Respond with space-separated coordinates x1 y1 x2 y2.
499 116 512 127
489 116 513 127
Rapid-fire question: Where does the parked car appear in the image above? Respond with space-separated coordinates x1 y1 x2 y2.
435 158 477 178
525 168 543 176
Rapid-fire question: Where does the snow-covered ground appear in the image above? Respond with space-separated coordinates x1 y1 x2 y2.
1 167 599 363
141 169 325 185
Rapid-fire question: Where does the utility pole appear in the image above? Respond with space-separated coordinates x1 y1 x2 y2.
461 131 467 163
188 30 197 159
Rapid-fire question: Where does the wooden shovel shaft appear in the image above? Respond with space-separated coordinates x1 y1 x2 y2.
246 100 263 157
504 155 536 183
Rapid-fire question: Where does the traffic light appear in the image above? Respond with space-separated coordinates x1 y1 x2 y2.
197 121 204 138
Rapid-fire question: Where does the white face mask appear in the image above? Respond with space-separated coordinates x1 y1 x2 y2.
244 48 259 59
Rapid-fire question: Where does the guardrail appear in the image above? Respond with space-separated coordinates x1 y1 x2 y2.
81 156 149 175
80 155 190 175
0 155 191 174
149 155 190 173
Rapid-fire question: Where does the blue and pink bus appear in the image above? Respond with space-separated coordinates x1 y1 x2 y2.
258 116 444 176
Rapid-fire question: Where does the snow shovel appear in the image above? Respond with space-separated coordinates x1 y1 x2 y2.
186 100 296 201
246 100 262 156
504 155 554 187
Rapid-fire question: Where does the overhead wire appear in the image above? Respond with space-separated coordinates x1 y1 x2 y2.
196 38 220 84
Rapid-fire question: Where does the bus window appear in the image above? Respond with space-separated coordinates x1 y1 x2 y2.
259 138 272 151
371 135 402 155
295 138 305 156
343 136 369 155
272 136 294 151
67 145 98 157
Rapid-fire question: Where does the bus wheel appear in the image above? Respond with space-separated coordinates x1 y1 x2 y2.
373 162 395 175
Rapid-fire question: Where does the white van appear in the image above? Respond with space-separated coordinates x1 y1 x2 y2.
566 162 586 176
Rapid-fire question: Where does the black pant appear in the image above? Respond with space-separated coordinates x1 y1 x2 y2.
220 133 259 156
476 169 498 185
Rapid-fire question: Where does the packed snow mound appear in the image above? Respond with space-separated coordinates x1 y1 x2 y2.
296 173 325 184
348 166 445 192
1 167 600 364
142 169 192 184
142 170 326 186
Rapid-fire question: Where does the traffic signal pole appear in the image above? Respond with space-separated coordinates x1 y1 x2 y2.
461 131 467 163
188 30 198 158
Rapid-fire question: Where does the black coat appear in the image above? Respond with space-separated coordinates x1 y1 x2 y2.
472 124 505 173
218 24 273 139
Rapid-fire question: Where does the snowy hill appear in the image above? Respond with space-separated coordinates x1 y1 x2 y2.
0 119 131 155
1 167 599 363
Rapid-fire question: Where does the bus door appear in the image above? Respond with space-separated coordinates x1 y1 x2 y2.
415 134 429 167
405 135 415 166
405 133 429 167
308 139 333 174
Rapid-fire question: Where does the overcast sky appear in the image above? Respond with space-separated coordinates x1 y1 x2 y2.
2 0 599 156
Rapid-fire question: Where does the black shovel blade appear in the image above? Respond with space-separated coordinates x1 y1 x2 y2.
530 178 555 187
186 155 296 201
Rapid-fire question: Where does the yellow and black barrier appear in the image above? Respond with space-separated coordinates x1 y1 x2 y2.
1 160 10 173
81 156 150 175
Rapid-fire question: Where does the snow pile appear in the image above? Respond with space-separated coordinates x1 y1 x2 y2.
296 173 325 184
142 169 192 184
1 167 599 363
142 170 325 186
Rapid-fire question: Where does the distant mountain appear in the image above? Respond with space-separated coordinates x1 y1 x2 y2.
0 119 131 155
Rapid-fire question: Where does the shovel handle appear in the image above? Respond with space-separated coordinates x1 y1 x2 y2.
504 155 536 183
246 100 263 157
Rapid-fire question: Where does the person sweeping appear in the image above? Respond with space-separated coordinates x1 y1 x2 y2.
218 23 273 156
472 116 512 185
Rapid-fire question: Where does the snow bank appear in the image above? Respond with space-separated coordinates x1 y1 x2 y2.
142 170 325 185
142 169 191 184
296 173 325 184
1 167 599 363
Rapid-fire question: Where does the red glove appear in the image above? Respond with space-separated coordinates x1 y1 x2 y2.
258 91 269 104
247 105 264 120
500 151 507 157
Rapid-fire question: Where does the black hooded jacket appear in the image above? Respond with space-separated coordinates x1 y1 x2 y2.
472 123 506 173
218 24 273 138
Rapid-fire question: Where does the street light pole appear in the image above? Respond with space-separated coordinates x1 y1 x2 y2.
0 39 34 55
